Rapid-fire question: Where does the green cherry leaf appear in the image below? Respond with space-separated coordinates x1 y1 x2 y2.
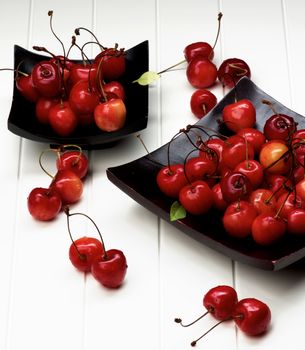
170 201 186 222
132 71 160 85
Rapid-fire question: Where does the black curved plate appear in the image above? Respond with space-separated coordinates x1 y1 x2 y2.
106 77 305 271
7 41 149 149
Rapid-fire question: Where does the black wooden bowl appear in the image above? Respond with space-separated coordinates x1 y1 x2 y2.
107 77 305 271
7 41 149 149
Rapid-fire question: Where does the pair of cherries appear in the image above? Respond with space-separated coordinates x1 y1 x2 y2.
175 285 271 346
65 207 127 289
27 145 88 221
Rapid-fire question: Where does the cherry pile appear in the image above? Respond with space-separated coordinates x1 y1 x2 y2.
156 95 305 246
175 285 271 346
27 145 88 221
65 207 127 289
13 10 127 136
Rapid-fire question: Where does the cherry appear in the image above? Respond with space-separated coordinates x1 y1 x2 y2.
249 188 277 215
251 213 286 245
186 57 218 89
222 99 256 133
35 96 58 124
103 81 125 101
296 178 305 202
190 89 217 119
50 169 83 205
185 155 218 184
287 209 305 235
220 171 253 203
200 138 225 165
27 187 62 221
263 113 297 141
16 74 40 103
94 98 126 132
68 63 99 89
69 80 100 115
275 192 305 219
48 101 78 136
211 183 228 211
157 164 188 198
223 200 257 238
232 298 271 336
236 127 266 155
69 236 104 272
179 180 213 215
263 173 292 199
217 58 251 88
234 159 264 189
56 147 89 179
31 60 62 98
259 140 291 175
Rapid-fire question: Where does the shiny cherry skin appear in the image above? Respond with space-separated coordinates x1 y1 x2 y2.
103 81 125 101
236 127 266 155
16 74 39 103
185 156 218 184
263 173 292 199
27 187 62 221
222 99 256 133
249 188 277 215
190 89 217 119
200 138 225 165
211 183 228 211
275 192 305 219
91 249 127 288
217 58 251 88
50 169 83 205
94 98 126 132
203 285 238 320
35 97 58 124
56 150 89 179
234 159 264 189
251 213 286 245
233 298 271 336
157 164 188 198
49 101 78 137
184 42 214 62
68 63 99 89
94 47 126 81
69 80 100 115
287 209 305 235
263 113 297 141
222 135 255 170
186 57 218 89
69 237 104 272
220 171 252 203
179 180 213 215
31 60 62 97
259 140 291 175
223 200 257 238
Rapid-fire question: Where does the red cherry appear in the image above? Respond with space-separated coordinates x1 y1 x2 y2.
236 127 266 155
68 63 99 89
103 81 125 101
220 171 252 203
211 183 228 211
157 164 188 198
217 58 251 88
295 178 305 202
94 98 126 132
200 138 225 165
234 159 264 189
275 192 305 219
48 101 78 136
184 42 214 62
94 47 126 81
251 213 286 245
263 173 292 199
287 209 305 235
27 187 62 221
50 169 83 205
69 237 104 272
249 188 277 215
259 140 291 175
56 150 89 179
91 249 128 288
35 97 58 124
190 89 217 119
223 200 257 238
233 298 271 336
186 57 218 89
16 74 40 103
263 113 297 141
69 80 100 115
31 60 62 97
179 180 213 215
222 99 256 133
185 156 218 184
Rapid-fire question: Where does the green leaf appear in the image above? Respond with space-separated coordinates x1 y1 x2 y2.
132 71 160 85
170 201 186 222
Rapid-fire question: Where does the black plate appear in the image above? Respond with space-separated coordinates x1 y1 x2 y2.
106 77 305 271
7 41 149 149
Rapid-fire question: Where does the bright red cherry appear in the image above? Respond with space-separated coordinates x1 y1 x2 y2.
186 57 218 89
222 99 256 133
91 249 128 288
249 188 277 215
263 173 292 199
220 171 253 203
233 298 271 336
94 46 126 81
237 127 266 155
27 187 62 221
16 74 40 103
35 97 58 124
185 156 218 184
157 164 188 198
217 58 251 88
69 237 104 272
200 138 225 165
251 213 286 245
234 159 264 189
68 63 99 89
56 150 89 179
48 101 78 137
179 180 213 215
190 89 217 119
287 209 305 235
275 192 305 219
69 80 100 115
223 200 257 238
184 42 214 62
94 98 126 132
211 183 228 211
103 81 125 101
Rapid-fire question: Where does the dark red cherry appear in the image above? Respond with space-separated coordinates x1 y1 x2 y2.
263 113 297 141
217 58 251 88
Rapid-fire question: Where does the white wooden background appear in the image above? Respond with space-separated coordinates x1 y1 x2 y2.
1 0 305 349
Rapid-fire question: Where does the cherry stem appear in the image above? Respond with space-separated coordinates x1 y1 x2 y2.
274 190 291 219
48 10 66 61
211 12 223 51
0 67 28 77
157 58 187 75
135 134 164 167
64 207 108 260
74 27 106 50
174 310 209 327
38 148 59 179
58 144 84 166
